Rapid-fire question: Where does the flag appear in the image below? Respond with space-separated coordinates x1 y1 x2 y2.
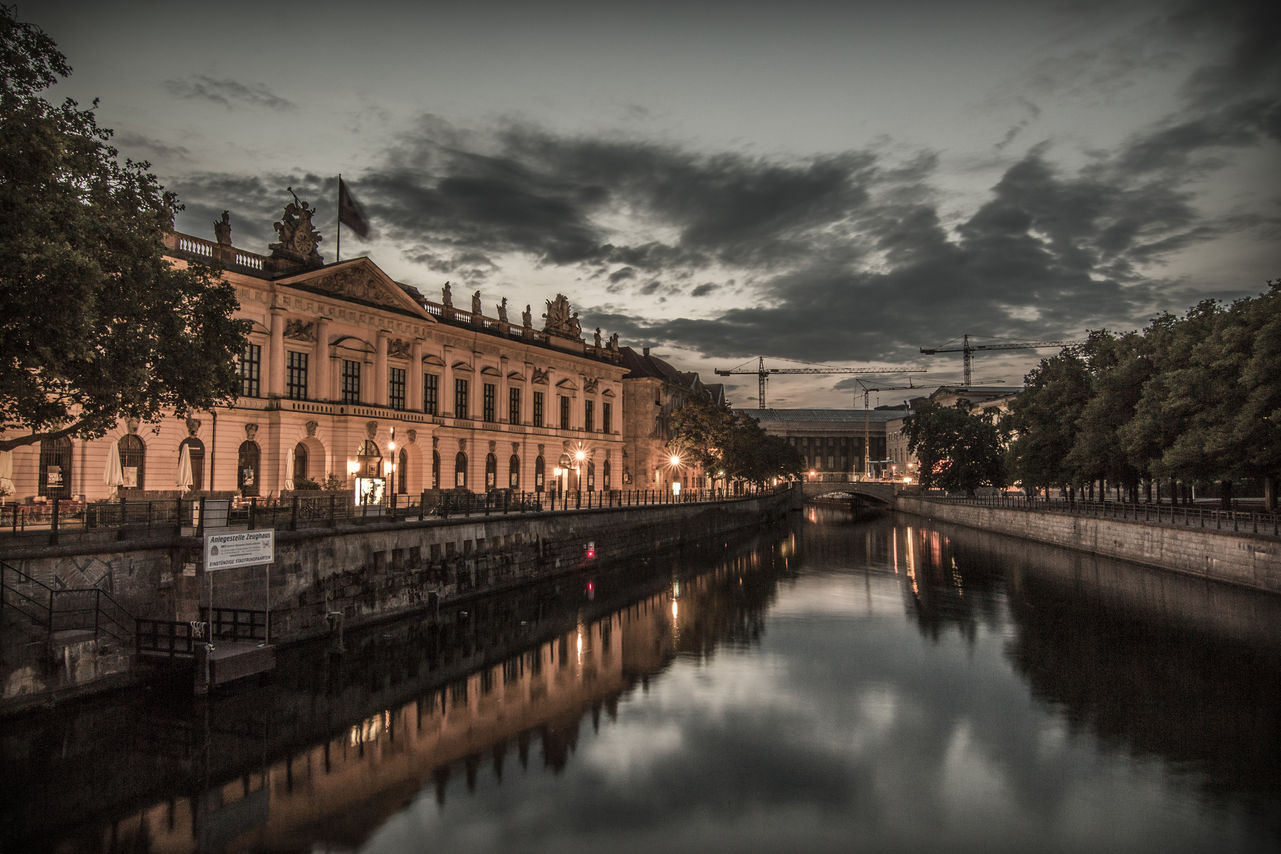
338 177 371 239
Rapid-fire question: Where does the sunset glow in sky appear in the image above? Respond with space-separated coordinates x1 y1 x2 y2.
26 0 1281 407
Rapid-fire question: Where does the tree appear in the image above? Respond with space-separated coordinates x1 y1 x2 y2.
1004 346 1089 496
1229 282 1281 510
1064 330 1152 501
903 399 1007 496
0 7 247 452
668 398 803 487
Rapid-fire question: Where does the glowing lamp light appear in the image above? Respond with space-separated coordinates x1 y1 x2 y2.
669 454 681 467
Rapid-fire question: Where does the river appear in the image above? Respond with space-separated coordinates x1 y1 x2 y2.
3 506 1279 853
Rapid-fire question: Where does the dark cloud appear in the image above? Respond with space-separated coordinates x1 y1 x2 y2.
163 75 296 111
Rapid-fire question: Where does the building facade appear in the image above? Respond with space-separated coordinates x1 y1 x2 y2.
619 347 724 492
1 202 628 505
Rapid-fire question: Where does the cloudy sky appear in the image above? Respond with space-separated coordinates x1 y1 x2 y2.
25 0 1281 407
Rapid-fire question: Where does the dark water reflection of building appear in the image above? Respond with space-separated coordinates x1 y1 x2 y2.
5 509 1279 852
2 530 795 854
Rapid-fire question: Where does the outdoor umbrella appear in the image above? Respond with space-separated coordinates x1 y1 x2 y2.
176 444 193 493
283 447 295 490
104 441 124 489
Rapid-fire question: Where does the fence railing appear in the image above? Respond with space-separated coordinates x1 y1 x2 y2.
1 560 134 645
0 485 782 542
920 493 1281 538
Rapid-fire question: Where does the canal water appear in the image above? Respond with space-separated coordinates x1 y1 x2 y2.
3 507 1279 854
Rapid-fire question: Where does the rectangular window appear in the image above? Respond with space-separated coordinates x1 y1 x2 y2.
454 378 469 419
239 342 261 397
341 359 361 404
286 350 308 400
483 382 496 422
389 367 406 411
559 395 570 429
533 391 544 427
584 399 594 432
603 401 612 434
508 387 521 425
424 374 439 415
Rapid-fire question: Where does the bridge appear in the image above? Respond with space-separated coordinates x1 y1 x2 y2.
797 476 896 505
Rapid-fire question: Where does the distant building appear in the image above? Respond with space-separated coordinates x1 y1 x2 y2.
748 408 910 479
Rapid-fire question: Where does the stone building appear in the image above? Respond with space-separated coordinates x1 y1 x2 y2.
0 199 627 505
619 347 725 492
750 408 907 480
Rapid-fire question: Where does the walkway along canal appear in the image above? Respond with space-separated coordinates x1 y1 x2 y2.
0 489 797 713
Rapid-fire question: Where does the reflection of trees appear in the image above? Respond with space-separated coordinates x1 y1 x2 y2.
1006 578 1281 811
919 518 1281 818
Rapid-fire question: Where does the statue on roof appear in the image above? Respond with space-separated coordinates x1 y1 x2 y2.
498 297 509 323
214 210 231 245
269 188 322 265
442 281 452 307
472 290 482 316
542 294 585 340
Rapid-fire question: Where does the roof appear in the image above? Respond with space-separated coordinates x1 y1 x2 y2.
748 408 912 425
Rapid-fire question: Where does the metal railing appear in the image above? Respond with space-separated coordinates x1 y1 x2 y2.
1 560 135 645
919 493 1281 538
0 485 784 541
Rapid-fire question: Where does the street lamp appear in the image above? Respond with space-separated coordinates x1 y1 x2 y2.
387 439 396 509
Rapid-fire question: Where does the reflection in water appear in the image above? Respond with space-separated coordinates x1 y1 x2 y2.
3 508 1279 853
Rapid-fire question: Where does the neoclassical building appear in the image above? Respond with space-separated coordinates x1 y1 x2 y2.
3 198 627 505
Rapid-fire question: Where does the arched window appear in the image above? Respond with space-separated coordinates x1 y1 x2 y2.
292 440 306 486
398 447 408 494
432 451 440 490
119 434 146 490
603 459 611 491
509 454 520 489
356 439 381 479
587 460 596 491
454 452 468 489
182 437 206 492
485 453 497 490
38 436 72 499
238 441 260 496
534 455 545 492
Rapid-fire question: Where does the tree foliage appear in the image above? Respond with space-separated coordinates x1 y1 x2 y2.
668 396 803 486
0 7 248 451
903 399 1007 496
988 282 1281 509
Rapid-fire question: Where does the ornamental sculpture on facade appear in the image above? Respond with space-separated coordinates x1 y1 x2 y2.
270 188 323 266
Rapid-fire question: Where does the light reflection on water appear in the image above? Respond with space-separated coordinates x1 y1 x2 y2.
4 508 1280 853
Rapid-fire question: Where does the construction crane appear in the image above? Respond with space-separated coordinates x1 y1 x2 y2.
714 357 927 409
919 334 1083 385
856 380 921 480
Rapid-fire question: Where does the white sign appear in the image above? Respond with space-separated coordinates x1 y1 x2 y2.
204 530 275 571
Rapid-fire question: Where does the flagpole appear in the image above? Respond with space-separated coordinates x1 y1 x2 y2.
336 173 342 262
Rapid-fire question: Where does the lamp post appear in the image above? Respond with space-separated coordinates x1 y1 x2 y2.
388 439 396 510
669 454 682 500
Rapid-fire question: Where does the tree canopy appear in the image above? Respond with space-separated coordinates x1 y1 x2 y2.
995 283 1280 508
903 399 1007 496
667 395 803 486
0 7 247 452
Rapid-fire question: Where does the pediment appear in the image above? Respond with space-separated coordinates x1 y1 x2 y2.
277 258 432 318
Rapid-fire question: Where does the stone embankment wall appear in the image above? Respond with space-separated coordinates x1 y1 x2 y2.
1 492 796 711
896 495 1280 593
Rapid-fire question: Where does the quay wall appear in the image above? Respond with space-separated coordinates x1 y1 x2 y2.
1 492 795 711
895 495 1280 594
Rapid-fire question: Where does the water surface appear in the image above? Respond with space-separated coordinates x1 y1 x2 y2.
4 508 1279 853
